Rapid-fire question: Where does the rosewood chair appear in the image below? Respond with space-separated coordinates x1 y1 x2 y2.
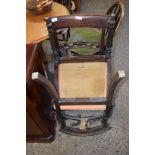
32 15 125 136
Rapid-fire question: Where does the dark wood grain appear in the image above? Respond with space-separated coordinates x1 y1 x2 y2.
26 43 56 142
46 15 111 29
30 15 126 136
26 44 38 85
46 15 115 60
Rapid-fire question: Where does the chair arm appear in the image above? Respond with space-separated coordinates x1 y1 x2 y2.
32 72 59 99
106 70 125 116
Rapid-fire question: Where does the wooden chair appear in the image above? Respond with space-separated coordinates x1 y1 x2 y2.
32 15 125 136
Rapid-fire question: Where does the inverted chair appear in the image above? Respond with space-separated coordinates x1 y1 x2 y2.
32 14 125 136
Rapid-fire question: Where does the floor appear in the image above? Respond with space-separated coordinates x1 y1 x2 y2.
27 0 129 154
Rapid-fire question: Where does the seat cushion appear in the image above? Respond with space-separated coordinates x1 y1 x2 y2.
58 62 107 98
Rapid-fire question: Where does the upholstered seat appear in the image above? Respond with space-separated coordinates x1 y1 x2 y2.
58 61 108 110
58 62 107 98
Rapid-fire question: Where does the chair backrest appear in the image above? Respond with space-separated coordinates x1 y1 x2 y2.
46 15 115 62
106 1 124 36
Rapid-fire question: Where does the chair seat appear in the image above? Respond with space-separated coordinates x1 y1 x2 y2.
58 62 108 98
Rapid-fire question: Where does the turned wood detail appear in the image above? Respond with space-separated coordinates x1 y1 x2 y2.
104 15 115 60
47 28 62 61
46 15 114 60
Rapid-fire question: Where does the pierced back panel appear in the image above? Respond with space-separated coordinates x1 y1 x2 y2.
46 15 114 61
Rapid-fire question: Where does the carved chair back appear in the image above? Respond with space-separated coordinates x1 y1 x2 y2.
46 15 115 62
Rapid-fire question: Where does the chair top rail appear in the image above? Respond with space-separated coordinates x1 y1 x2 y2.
46 15 112 29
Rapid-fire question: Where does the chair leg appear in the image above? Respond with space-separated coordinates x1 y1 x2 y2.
53 99 66 128
106 70 126 117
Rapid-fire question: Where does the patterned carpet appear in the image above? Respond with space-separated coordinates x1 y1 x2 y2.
27 0 129 155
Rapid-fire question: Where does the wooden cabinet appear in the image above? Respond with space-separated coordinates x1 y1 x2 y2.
26 44 56 142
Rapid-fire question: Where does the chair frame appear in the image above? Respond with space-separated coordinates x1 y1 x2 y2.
32 15 125 136
106 1 125 36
